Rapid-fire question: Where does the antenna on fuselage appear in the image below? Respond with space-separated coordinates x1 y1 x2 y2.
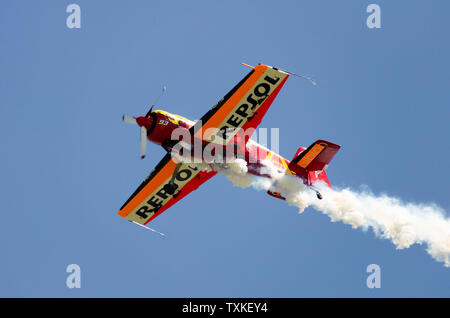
146 85 167 117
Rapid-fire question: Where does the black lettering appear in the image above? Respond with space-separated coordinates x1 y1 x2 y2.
264 75 280 85
176 169 192 182
254 83 270 97
236 104 249 117
246 94 258 109
136 206 153 218
156 187 169 199
217 126 229 139
227 115 243 128
147 196 163 209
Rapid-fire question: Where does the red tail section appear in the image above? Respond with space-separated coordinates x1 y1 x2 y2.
288 140 340 188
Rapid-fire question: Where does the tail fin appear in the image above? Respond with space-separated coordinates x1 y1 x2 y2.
288 140 340 187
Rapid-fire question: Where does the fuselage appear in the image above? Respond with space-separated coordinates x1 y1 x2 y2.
136 110 293 178
133 109 333 201
135 109 337 200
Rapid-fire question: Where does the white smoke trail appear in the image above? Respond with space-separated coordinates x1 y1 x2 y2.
214 159 450 267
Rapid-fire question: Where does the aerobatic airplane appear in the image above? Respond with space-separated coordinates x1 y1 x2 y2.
119 63 340 229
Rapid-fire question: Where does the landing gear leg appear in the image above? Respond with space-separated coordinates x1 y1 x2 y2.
163 183 177 195
164 162 182 195
316 191 323 200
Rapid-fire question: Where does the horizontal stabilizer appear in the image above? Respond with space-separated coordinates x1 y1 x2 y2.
290 140 340 172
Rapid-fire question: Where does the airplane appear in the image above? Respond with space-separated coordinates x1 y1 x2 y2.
118 63 341 229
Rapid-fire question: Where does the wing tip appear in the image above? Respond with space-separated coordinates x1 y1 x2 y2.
241 62 255 69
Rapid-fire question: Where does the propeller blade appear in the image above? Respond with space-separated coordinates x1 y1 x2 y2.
140 126 147 159
145 86 166 117
123 115 137 125
145 105 154 117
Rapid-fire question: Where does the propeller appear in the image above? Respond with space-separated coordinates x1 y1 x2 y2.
122 85 166 160
140 126 147 159
122 115 137 125
145 105 154 118
122 115 148 159
145 86 166 117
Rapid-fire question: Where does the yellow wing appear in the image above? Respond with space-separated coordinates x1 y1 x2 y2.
118 154 217 224
189 64 289 145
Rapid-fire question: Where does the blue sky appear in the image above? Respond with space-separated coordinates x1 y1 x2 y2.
0 1 449 297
